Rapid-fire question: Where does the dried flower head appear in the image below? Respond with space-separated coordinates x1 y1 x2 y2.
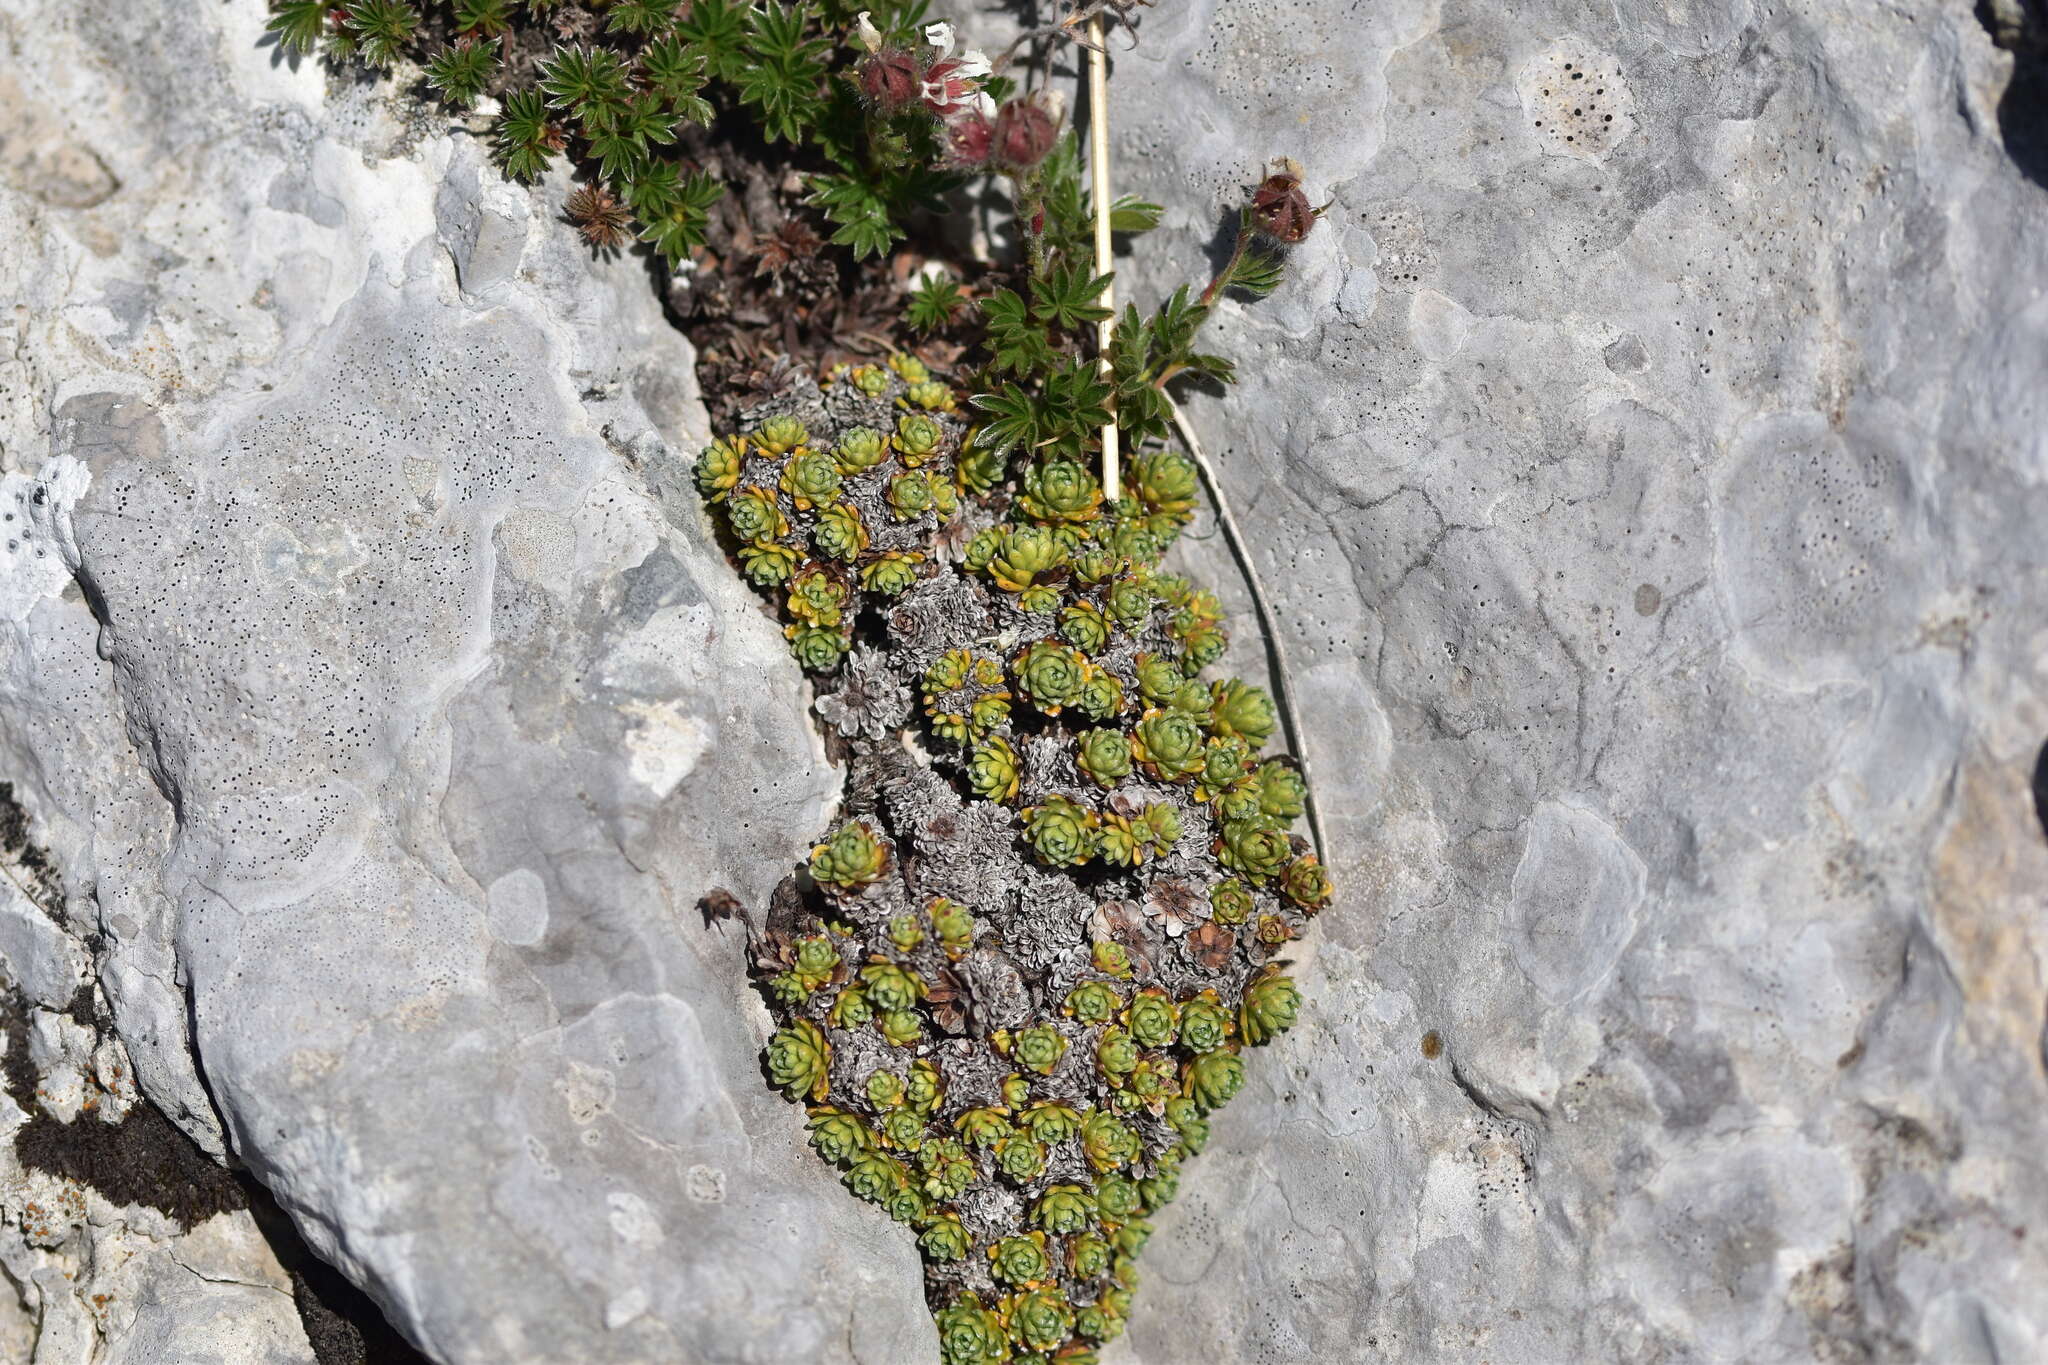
565 182 632 250
1186 921 1237 970
860 48 921 110
1251 157 1322 244
993 96 1059 171
944 110 995 167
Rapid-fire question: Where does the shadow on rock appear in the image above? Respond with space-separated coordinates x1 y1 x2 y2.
1982 0 2048 187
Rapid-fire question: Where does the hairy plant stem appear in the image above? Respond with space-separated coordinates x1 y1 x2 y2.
1015 171 1049 276
1199 211 1253 309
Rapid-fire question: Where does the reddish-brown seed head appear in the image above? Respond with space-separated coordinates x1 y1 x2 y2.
1250 170 1318 243
993 99 1058 171
859 50 921 111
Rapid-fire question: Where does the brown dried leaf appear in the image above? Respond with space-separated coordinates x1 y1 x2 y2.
1186 922 1236 970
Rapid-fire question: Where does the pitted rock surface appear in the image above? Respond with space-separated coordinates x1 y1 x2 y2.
1096 0 2048 1360
0 0 2046 1362
0 0 924 1360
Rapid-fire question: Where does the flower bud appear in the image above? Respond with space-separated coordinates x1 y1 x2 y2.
1251 158 1319 243
943 110 993 165
859 50 920 111
993 97 1057 171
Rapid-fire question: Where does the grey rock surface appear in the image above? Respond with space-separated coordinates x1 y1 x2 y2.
0 0 927 1360
1090 0 2048 1361
2 0 2046 1362
0 965 313 1365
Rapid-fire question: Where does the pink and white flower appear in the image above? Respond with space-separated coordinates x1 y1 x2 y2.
918 21 994 120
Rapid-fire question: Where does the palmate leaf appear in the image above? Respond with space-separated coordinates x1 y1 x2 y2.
607 0 679 35
968 384 1041 459
637 171 726 265
538 45 633 121
1030 258 1113 331
810 180 893 255
806 150 955 260
1037 358 1114 451
1116 383 1173 447
740 64 825 144
343 0 420 68
981 288 1056 377
1031 136 1159 263
266 0 329 55
426 41 498 111
452 0 513 36
740 1 829 143
1226 246 1287 299
586 126 649 185
1152 285 1207 355
827 213 901 259
615 91 677 146
807 78 870 172
676 0 753 82
627 160 683 218
807 173 901 259
1108 195 1164 234
494 88 557 182
970 360 1113 460
1110 304 1154 386
1036 133 1090 260
906 275 967 332
641 33 714 125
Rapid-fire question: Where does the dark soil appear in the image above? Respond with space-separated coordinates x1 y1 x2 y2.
242 1181 435 1365
1 980 246 1226
0 781 64 915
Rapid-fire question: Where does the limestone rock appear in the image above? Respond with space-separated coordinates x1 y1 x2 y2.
0 0 926 1360
1097 1 2048 1360
3 0 2047 1361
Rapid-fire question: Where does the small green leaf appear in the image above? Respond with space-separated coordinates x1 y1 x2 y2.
266 0 330 55
452 0 513 36
739 2 829 144
538 45 633 123
907 276 966 332
342 0 419 68
426 41 498 111
606 0 678 35
1109 195 1164 234
494 88 557 182
1030 258 1114 331
1226 247 1287 299
678 0 758 82
637 171 725 265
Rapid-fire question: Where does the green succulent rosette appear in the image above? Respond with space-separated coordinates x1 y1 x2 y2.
766 1019 830 1102
1241 969 1303 1045
1022 794 1096 867
1131 708 1206 782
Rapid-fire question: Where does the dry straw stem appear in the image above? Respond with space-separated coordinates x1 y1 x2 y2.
1087 12 1119 500
1168 398 1331 866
